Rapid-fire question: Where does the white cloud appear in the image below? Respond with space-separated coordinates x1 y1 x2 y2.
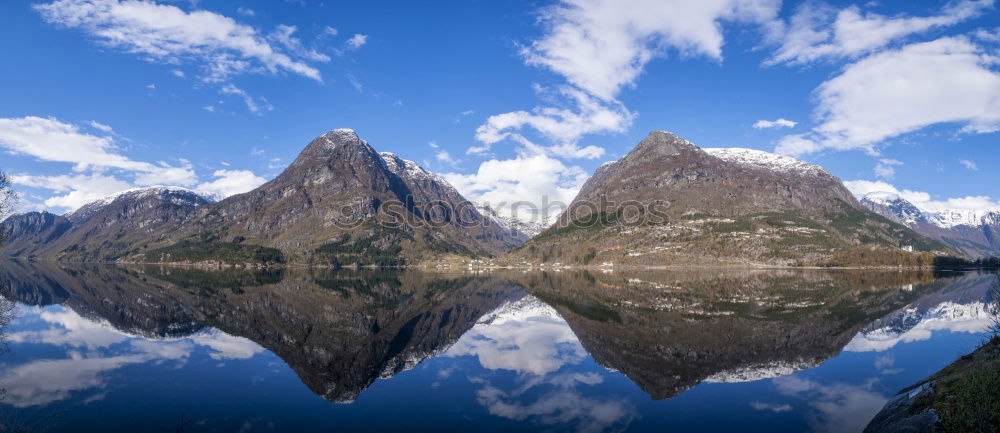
11 173 132 210
190 329 264 360
959 159 979 170
220 84 272 114
772 376 888 433
1 116 144 171
767 0 993 66
776 37 1000 156
0 116 222 211
196 169 266 200
34 0 323 83
236 7 254 16
346 33 368 49
753 118 797 129
523 0 781 101
844 179 1000 212
749 401 793 413
874 158 902 179
435 150 459 167
322 26 338 37
444 154 588 224
0 116 196 186
472 86 626 158
88 120 113 133
171 69 185 78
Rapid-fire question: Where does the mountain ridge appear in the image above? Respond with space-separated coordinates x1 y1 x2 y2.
1 129 964 267
859 191 1000 258
1 129 522 266
510 130 951 266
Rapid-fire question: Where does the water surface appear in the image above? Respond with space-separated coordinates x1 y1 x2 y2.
0 262 995 432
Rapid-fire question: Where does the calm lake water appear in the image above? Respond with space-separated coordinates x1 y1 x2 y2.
0 262 995 433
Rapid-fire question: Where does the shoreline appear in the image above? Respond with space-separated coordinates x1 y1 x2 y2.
3 257 994 272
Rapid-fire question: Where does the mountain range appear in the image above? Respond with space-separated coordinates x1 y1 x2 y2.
1 129 963 267
859 191 1000 258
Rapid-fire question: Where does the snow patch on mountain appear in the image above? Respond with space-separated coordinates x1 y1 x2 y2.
379 152 450 186
66 186 212 220
319 128 361 150
477 294 565 326
702 359 820 383
704 147 827 177
475 202 548 240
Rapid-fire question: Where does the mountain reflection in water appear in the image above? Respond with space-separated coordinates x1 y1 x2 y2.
0 261 995 433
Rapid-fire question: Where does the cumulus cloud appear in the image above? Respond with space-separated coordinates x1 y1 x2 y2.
443 154 589 224
0 116 267 211
34 0 324 83
766 0 993 66
772 376 888 433
0 116 156 172
844 179 1000 212
196 169 266 200
522 0 781 101
776 37 1000 156
472 87 627 158
753 118 797 129
959 159 979 171
0 116 203 210
10 173 133 210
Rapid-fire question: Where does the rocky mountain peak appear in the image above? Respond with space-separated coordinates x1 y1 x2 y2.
319 128 363 149
293 128 375 163
626 130 702 160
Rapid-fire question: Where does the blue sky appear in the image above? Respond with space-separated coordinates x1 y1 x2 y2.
0 0 997 222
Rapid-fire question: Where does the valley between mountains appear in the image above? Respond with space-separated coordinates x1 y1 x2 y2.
2 128 991 269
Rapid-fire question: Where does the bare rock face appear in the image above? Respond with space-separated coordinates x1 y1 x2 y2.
0 211 72 257
514 131 947 266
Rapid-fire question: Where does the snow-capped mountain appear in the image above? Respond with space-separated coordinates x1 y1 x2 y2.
475 202 548 245
0 186 215 261
66 186 213 224
860 191 1000 258
846 272 999 352
514 130 942 266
